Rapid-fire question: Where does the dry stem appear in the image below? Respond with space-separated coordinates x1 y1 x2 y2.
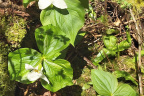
130 8 143 95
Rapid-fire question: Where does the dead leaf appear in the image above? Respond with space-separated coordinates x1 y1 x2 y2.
113 18 121 26
43 91 51 96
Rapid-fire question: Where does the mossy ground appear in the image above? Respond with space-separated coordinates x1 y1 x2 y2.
0 41 15 96
0 15 27 96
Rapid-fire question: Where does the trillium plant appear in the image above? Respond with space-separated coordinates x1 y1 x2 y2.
8 0 85 92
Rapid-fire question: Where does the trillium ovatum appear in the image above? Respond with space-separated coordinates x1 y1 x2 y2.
8 25 73 92
40 0 85 45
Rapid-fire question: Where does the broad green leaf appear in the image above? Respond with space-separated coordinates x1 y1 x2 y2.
40 0 85 45
41 59 73 92
23 0 34 7
35 25 70 59
8 48 42 84
113 71 138 85
103 36 117 51
113 84 137 96
93 48 116 65
91 69 118 95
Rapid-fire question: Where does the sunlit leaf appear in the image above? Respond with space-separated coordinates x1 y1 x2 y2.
35 25 70 59
103 35 117 50
93 48 116 65
8 48 42 84
40 0 85 45
91 69 118 95
41 59 73 92
118 31 131 51
113 84 137 96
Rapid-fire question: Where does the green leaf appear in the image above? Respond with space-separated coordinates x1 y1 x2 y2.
113 84 137 96
126 31 131 44
106 29 119 35
103 35 117 51
41 59 73 92
93 48 116 65
35 25 70 59
91 69 118 95
23 0 34 7
113 71 138 85
118 41 130 51
40 0 85 45
118 31 131 51
8 48 42 84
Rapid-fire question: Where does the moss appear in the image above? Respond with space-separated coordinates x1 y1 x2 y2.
0 41 15 96
113 0 144 13
127 0 144 12
103 56 136 72
0 15 27 48
75 67 96 96
0 15 27 96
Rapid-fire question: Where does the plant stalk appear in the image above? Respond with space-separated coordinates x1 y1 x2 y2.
130 8 143 95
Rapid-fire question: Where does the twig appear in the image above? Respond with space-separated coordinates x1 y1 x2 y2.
75 48 97 69
124 16 144 25
130 8 143 95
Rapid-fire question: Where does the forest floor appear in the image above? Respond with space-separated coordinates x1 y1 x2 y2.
0 0 144 96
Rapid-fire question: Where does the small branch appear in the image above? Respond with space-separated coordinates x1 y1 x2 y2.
76 49 97 69
130 8 143 95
